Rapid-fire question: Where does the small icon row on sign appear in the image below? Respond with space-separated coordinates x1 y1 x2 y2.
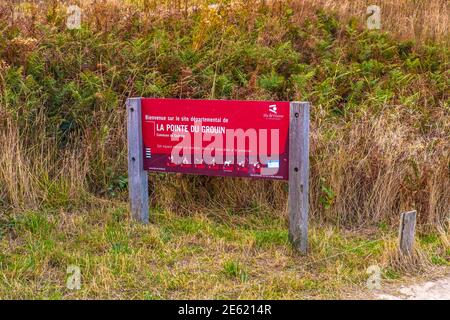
166 156 280 173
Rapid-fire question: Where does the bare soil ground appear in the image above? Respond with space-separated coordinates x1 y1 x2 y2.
374 271 450 300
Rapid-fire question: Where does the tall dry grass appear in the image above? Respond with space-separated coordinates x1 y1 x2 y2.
310 105 449 227
291 0 449 44
0 112 91 210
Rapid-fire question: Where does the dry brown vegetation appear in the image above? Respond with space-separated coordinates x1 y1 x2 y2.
292 0 449 44
2 0 449 42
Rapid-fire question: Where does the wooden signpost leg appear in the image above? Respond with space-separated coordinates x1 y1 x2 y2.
399 210 417 255
126 97 149 223
288 102 310 254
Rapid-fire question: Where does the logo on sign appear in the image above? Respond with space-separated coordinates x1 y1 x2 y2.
263 104 284 121
269 104 277 114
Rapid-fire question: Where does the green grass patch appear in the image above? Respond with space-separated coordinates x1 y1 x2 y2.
223 260 249 282
0 206 447 299
253 229 288 248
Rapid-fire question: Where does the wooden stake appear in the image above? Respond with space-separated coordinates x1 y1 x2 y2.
288 102 310 254
399 210 417 255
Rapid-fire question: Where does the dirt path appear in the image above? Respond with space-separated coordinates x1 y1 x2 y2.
375 275 450 300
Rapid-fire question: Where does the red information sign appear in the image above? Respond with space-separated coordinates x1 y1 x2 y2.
141 98 290 180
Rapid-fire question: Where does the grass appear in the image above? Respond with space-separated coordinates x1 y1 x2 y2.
0 204 447 299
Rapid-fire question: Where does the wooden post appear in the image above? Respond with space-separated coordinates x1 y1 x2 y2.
288 102 310 254
399 210 417 255
126 97 149 223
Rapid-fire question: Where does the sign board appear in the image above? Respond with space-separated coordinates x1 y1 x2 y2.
127 98 310 253
141 98 290 180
